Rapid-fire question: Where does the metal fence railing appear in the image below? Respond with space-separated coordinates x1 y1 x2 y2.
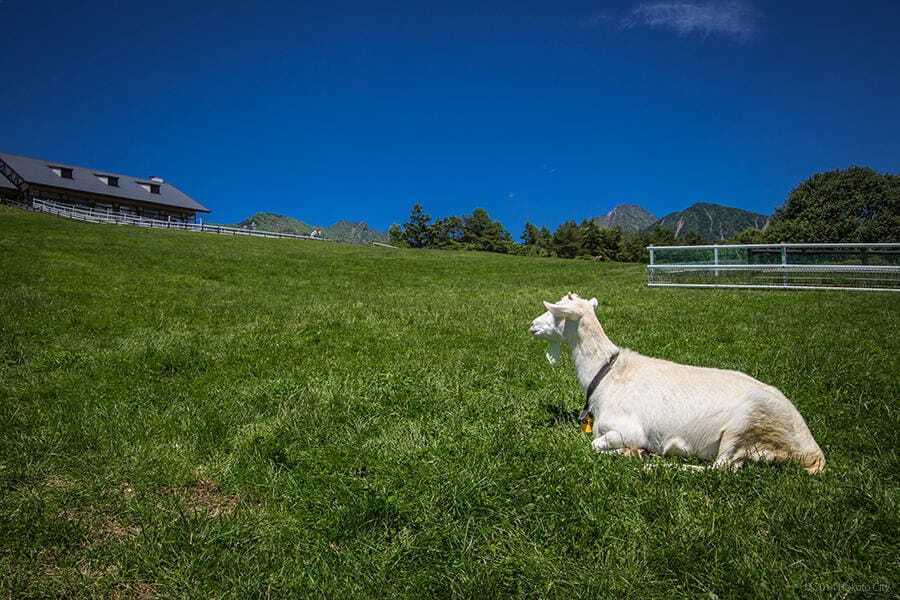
30 198 330 242
647 243 900 292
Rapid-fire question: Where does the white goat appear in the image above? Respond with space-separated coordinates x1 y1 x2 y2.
529 293 825 474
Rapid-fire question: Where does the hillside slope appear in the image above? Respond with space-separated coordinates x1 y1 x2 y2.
651 202 769 241
236 212 385 244
324 219 387 244
592 204 657 232
236 212 313 235
1 205 897 598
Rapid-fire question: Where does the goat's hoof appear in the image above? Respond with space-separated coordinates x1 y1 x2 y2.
618 447 647 459
591 438 609 452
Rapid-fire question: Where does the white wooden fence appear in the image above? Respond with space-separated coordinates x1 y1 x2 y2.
30 198 330 242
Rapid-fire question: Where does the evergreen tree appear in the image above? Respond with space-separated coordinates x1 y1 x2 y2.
521 222 541 246
538 226 553 251
552 220 582 258
579 220 603 257
617 231 648 263
729 227 767 244
647 226 677 247
462 208 491 243
597 227 622 261
387 223 405 246
462 208 511 252
682 231 706 246
402 203 432 248
431 215 465 248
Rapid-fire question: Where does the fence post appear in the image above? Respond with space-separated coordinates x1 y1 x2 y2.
781 243 788 287
714 246 720 278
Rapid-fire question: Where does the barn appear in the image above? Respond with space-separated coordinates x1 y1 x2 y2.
0 152 209 222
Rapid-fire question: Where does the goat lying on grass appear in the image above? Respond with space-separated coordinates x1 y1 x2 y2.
529 293 826 474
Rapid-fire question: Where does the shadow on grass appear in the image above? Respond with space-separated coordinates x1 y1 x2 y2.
543 403 579 427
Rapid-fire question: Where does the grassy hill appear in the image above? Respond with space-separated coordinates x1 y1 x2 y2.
1 205 897 598
236 212 386 244
651 202 769 241
323 219 387 245
235 211 314 235
592 204 658 232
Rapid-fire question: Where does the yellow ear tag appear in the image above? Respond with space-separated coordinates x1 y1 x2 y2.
580 416 593 433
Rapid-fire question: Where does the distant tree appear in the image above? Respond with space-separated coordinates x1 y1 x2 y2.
646 226 677 247
597 227 623 261
388 223 405 246
520 225 554 257
402 203 432 248
766 166 900 242
462 208 511 252
617 231 649 263
431 215 465 248
682 231 706 246
552 220 582 259
521 222 541 246
462 207 491 242
538 226 553 251
728 227 767 244
579 220 603 257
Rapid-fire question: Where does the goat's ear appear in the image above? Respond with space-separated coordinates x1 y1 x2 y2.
543 301 582 320
589 297 598 309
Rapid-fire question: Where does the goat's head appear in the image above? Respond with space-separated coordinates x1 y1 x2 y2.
529 292 598 365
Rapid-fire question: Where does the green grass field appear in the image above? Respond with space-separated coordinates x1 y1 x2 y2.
1 205 897 598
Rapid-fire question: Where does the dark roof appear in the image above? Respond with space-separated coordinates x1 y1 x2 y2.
0 171 16 190
0 152 210 213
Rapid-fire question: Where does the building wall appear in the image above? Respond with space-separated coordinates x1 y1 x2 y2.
0 187 26 206
30 187 198 223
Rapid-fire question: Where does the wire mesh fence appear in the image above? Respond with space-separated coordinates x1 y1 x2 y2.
647 243 900 292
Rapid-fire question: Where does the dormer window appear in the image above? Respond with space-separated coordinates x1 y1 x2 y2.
138 181 162 194
96 174 119 187
49 165 74 179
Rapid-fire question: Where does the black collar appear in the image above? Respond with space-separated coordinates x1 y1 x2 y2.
578 350 619 422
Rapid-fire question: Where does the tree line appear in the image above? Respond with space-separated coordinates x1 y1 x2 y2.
388 204 700 262
389 166 899 262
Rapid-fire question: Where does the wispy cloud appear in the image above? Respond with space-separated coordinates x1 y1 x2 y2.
586 1 761 42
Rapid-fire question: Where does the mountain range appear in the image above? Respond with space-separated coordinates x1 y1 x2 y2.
592 202 769 241
237 199 768 246
235 212 387 244
591 204 658 232
651 202 769 241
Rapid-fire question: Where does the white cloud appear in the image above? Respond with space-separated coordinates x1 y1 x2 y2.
589 1 760 42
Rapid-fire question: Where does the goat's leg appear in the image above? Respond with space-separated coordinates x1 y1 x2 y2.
592 417 647 456
591 431 624 452
591 431 644 455
713 430 746 472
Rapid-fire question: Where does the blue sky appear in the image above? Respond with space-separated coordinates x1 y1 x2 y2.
2 1 898 235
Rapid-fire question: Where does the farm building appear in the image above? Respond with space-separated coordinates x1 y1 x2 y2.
0 152 209 222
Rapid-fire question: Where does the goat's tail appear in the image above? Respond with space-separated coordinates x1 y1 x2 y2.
798 448 826 475
792 415 826 475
